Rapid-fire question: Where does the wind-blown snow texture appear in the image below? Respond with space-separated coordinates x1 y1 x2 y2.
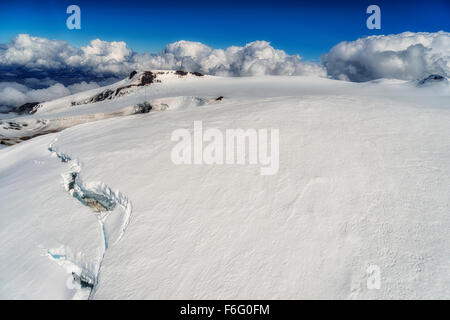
0 73 449 299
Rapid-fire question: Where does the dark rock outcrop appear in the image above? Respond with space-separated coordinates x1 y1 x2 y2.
16 102 40 114
129 70 137 79
418 74 447 86
90 89 116 103
139 71 157 85
134 102 152 114
174 70 204 77
75 71 158 105
175 70 188 76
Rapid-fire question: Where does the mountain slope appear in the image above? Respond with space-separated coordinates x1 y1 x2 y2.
0 74 449 299
0 71 214 145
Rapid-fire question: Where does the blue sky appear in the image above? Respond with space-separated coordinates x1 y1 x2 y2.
0 0 448 61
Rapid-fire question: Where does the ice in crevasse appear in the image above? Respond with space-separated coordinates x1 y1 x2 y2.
66 171 116 212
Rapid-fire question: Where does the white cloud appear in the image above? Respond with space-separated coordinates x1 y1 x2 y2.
0 81 100 111
26 83 71 102
67 81 100 94
2 32 449 83
0 34 326 79
138 40 326 77
322 31 450 82
1 32 448 111
0 85 27 107
1 34 77 69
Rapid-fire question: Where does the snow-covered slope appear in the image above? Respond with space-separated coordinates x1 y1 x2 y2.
0 70 217 145
0 74 449 299
2 71 448 146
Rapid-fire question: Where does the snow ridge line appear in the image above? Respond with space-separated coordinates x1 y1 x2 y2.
47 137 133 299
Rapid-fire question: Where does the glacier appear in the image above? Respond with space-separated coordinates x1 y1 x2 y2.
0 71 449 299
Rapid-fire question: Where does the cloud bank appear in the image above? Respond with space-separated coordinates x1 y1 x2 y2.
0 34 326 111
0 34 325 83
134 40 326 77
322 31 450 82
0 32 448 111
0 81 100 112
